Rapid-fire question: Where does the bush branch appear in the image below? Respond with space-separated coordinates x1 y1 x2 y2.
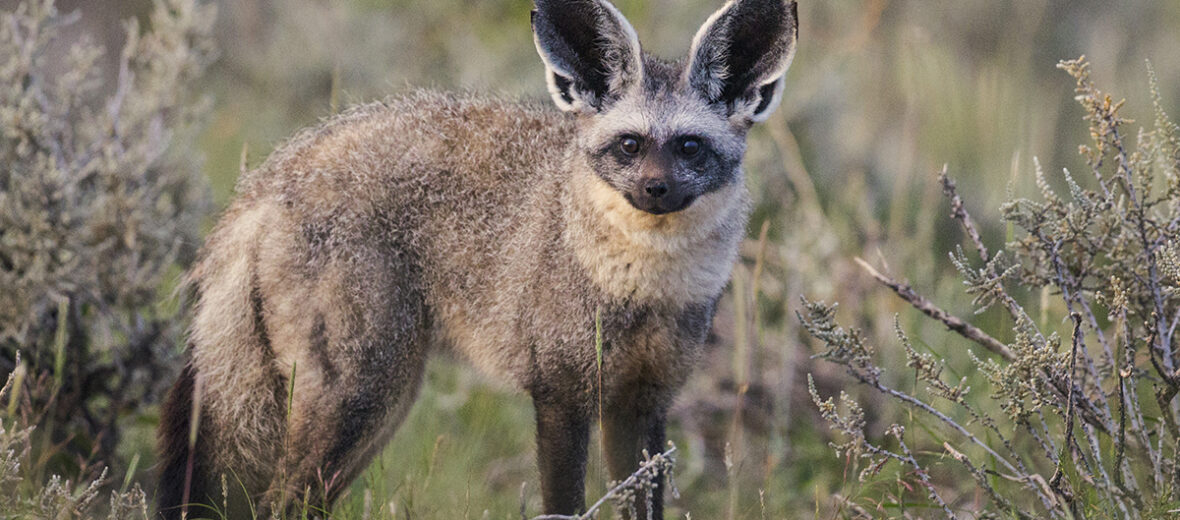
854 257 1015 361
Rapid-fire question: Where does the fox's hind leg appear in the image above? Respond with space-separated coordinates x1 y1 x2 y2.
258 244 429 518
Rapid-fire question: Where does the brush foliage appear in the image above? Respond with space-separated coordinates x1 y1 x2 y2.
0 0 213 467
805 57 1180 518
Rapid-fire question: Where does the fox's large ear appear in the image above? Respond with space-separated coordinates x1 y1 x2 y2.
684 0 798 124
532 0 643 114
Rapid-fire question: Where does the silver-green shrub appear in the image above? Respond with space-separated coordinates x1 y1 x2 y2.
805 57 1180 518
0 360 153 519
0 0 213 465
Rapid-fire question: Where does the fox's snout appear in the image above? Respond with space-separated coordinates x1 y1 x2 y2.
626 175 696 214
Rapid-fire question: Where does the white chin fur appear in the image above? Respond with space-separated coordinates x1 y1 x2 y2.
567 172 749 304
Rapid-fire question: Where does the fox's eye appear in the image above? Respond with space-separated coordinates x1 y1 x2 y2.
619 136 641 156
679 138 701 157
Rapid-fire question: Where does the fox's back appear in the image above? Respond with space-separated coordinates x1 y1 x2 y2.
231 92 569 292
236 90 572 244
204 91 579 376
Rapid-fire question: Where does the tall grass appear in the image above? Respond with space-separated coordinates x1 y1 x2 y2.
0 355 154 519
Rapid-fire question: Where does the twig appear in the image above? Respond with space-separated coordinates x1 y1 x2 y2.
520 482 528 520
854 257 1015 361
1049 314 1082 513
939 166 990 263
943 443 1037 520
831 494 873 520
1034 231 1115 430
890 427 955 518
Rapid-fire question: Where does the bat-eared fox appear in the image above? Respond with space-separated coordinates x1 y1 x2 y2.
157 0 798 517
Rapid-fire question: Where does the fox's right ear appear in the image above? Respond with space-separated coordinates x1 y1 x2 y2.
532 0 643 114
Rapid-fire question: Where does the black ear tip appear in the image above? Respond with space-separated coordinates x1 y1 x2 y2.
533 0 570 12
788 1 798 35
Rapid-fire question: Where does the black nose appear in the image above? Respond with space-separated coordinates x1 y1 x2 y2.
644 180 669 198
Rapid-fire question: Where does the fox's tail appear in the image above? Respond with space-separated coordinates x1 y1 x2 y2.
156 362 213 520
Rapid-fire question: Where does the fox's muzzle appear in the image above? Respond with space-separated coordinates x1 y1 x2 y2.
625 177 696 214
623 154 696 214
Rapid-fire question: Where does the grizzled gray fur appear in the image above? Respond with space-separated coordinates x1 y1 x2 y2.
156 0 798 518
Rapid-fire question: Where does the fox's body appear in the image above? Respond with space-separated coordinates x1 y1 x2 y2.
158 1 797 518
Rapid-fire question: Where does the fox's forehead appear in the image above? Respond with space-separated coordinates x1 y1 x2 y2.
579 55 746 151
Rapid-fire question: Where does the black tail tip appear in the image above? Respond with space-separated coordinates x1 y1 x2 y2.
156 363 205 520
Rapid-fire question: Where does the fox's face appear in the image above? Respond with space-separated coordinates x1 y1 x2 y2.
533 0 798 216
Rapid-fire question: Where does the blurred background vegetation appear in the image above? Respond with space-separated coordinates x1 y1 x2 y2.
3 0 1180 518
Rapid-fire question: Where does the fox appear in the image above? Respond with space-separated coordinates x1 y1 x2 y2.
155 0 798 518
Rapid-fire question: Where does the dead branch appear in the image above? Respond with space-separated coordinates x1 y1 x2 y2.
855 257 1015 361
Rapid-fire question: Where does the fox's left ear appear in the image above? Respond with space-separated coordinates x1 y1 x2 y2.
684 0 798 124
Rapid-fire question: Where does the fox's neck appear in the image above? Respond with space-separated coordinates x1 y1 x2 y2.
561 155 749 306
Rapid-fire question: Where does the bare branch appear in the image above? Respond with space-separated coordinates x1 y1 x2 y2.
1049 314 1082 512
855 257 1015 361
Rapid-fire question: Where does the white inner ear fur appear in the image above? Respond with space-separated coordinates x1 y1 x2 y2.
532 33 588 113
597 0 644 94
533 0 644 114
744 37 796 122
742 72 787 124
540 66 584 113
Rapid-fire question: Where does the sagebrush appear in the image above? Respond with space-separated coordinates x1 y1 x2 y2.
0 0 213 468
0 357 154 519
806 57 1180 519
